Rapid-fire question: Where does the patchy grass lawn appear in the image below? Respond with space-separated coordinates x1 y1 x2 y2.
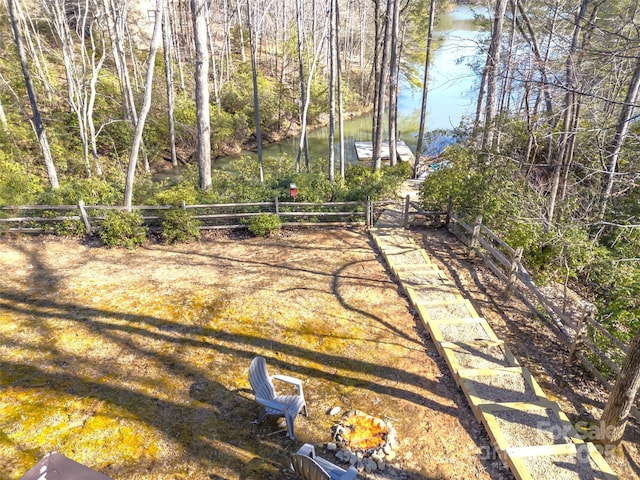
0 229 499 480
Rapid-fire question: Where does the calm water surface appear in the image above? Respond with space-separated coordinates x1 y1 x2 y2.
205 5 486 173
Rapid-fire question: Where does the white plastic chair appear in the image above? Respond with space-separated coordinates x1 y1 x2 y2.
291 444 358 480
248 356 307 439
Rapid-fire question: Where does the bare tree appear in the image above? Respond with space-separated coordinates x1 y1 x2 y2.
546 0 602 228
328 0 337 182
599 56 640 220
336 0 345 179
246 0 266 183
294 0 309 171
480 0 508 152
296 9 330 173
387 0 400 166
191 0 212 190
16 0 54 104
414 0 436 177
124 0 164 208
163 1 179 167
47 0 105 177
372 0 393 170
101 0 137 123
7 0 59 189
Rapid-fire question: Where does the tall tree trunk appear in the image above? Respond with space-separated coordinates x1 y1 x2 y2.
599 327 640 446
235 0 247 62
599 57 640 220
124 0 164 208
481 0 508 152
47 0 95 177
297 14 329 173
295 0 309 172
359 3 368 100
372 0 393 170
8 0 59 189
86 16 106 177
163 2 179 167
18 0 53 104
207 17 221 106
102 0 138 123
414 0 436 177
515 0 554 116
387 0 400 167
336 0 344 179
546 0 600 227
328 0 336 182
371 0 381 145
191 0 212 190
169 0 187 91
247 0 264 183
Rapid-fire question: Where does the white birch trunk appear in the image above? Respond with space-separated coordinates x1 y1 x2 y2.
124 0 164 208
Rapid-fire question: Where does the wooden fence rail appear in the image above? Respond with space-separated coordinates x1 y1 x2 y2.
402 199 637 411
0 198 372 233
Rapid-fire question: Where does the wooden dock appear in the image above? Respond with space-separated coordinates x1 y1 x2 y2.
354 140 415 164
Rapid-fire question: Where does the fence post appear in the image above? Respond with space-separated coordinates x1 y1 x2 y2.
445 196 453 230
403 194 410 228
366 196 371 228
469 215 482 257
181 200 186 210
78 200 92 234
503 246 523 298
567 305 594 365
274 197 280 218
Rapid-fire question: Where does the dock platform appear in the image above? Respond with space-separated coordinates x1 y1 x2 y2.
354 140 415 164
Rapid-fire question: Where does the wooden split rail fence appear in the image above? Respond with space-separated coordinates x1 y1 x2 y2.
0 198 374 234
400 196 638 415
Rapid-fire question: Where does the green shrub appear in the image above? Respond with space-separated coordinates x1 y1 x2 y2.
153 179 202 206
37 176 122 206
343 162 412 201
0 158 44 205
242 214 281 236
161 208 201 244
55 217 86 237
99 210 147 248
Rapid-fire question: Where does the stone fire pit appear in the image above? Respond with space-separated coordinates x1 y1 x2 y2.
329 410 399 473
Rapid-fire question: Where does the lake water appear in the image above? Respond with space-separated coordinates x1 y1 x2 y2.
216 4 485 169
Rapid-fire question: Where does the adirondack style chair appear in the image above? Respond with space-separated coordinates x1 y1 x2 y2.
248 356 308 439
291 444 358 480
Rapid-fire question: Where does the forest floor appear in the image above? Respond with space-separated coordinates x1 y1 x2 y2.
0 227 638 480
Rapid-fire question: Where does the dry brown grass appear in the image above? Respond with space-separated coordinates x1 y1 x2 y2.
0 230 499 480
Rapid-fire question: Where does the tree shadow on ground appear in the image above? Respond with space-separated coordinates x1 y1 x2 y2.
0 234 502 479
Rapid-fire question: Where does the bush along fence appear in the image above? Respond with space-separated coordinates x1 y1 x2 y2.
401 195 638 416
0 198 375 235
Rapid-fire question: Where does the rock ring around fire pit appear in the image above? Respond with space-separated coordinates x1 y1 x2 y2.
329 410 399 473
